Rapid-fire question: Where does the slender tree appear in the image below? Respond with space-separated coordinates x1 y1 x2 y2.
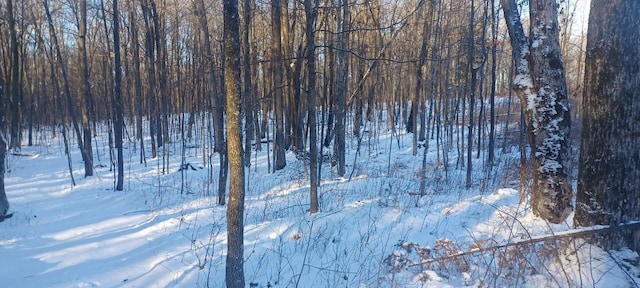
192 0 228 203
466 0 477 188
334 0 350 177
78 0 94 177
271 0 287 171
7 0 21 150
113 0 125 191
574 0 640 251
223 0 246 285
242 0 255 166
304 0 319 214
487 0 497 167
0 70 9 221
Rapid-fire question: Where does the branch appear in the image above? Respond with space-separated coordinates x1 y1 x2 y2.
409 222 640 267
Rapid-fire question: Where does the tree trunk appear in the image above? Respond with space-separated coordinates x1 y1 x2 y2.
0 72 8 219
304 0 319 214
131 6 146 165
223 0 246 285
466 0 476 188
44 0 89 175
242 0 255 166
500 0 572 223
411 0 431 156
334 0 350 177
78 0 94 177
113 0 125 191
7 0 21 150
271 0 287 171
192 0 228 202
487 0 497 167
141 0 158 159
574 0 640 252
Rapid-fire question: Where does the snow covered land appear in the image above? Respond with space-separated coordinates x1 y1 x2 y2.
1 121 639 287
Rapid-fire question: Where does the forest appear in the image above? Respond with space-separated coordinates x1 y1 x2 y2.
0 0 639 287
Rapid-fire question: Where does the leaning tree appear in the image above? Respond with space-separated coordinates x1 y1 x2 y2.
500 0 573 223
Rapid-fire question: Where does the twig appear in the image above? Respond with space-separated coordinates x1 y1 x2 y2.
606 249 640 288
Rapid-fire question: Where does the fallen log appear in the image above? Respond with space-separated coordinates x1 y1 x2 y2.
410 221 640 266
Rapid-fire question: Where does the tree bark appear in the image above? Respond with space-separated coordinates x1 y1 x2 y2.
271 0 287 171
141 0 158 159
466 0 476 188
487 0 497 167
0 72 8 219
113 0 125 191
131 5 145 165
223 0 246 285
334 0 350 177
501 0 572 223
575 0 640 252
242 0 255 166
304 0 319 214
7 0 21 150
78 0 94 177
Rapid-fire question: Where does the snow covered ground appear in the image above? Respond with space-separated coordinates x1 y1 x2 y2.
1 121 638 287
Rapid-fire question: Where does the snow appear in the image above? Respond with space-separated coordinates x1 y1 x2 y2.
1 121 639 288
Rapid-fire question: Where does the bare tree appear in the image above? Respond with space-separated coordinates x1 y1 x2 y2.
466 0 478 188
271 0 287 171
113 0 125 191
77 0 94 177
242 0 255 166
0 70 9 221
574 0 640 251
223 0 246 285
7 0 21 150
304 0 319 214
501 0 572 223
334 0 350 177
193 0 228 204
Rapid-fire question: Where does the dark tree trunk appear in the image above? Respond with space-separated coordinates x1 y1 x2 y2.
487 0 497 167
113 0 125 191
304 0 319 214
44 0 89 175
0 72 8 220
141 0 158 158
193 0 228 202
466 0 476 188
292 44 305 153
242 0 255 166
78 0 94 177
7 0 21 150
334 0 350 177
223 0 246 286
271 0 287 171
411 0 432 156
131 7 146 165
575 0 640 252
